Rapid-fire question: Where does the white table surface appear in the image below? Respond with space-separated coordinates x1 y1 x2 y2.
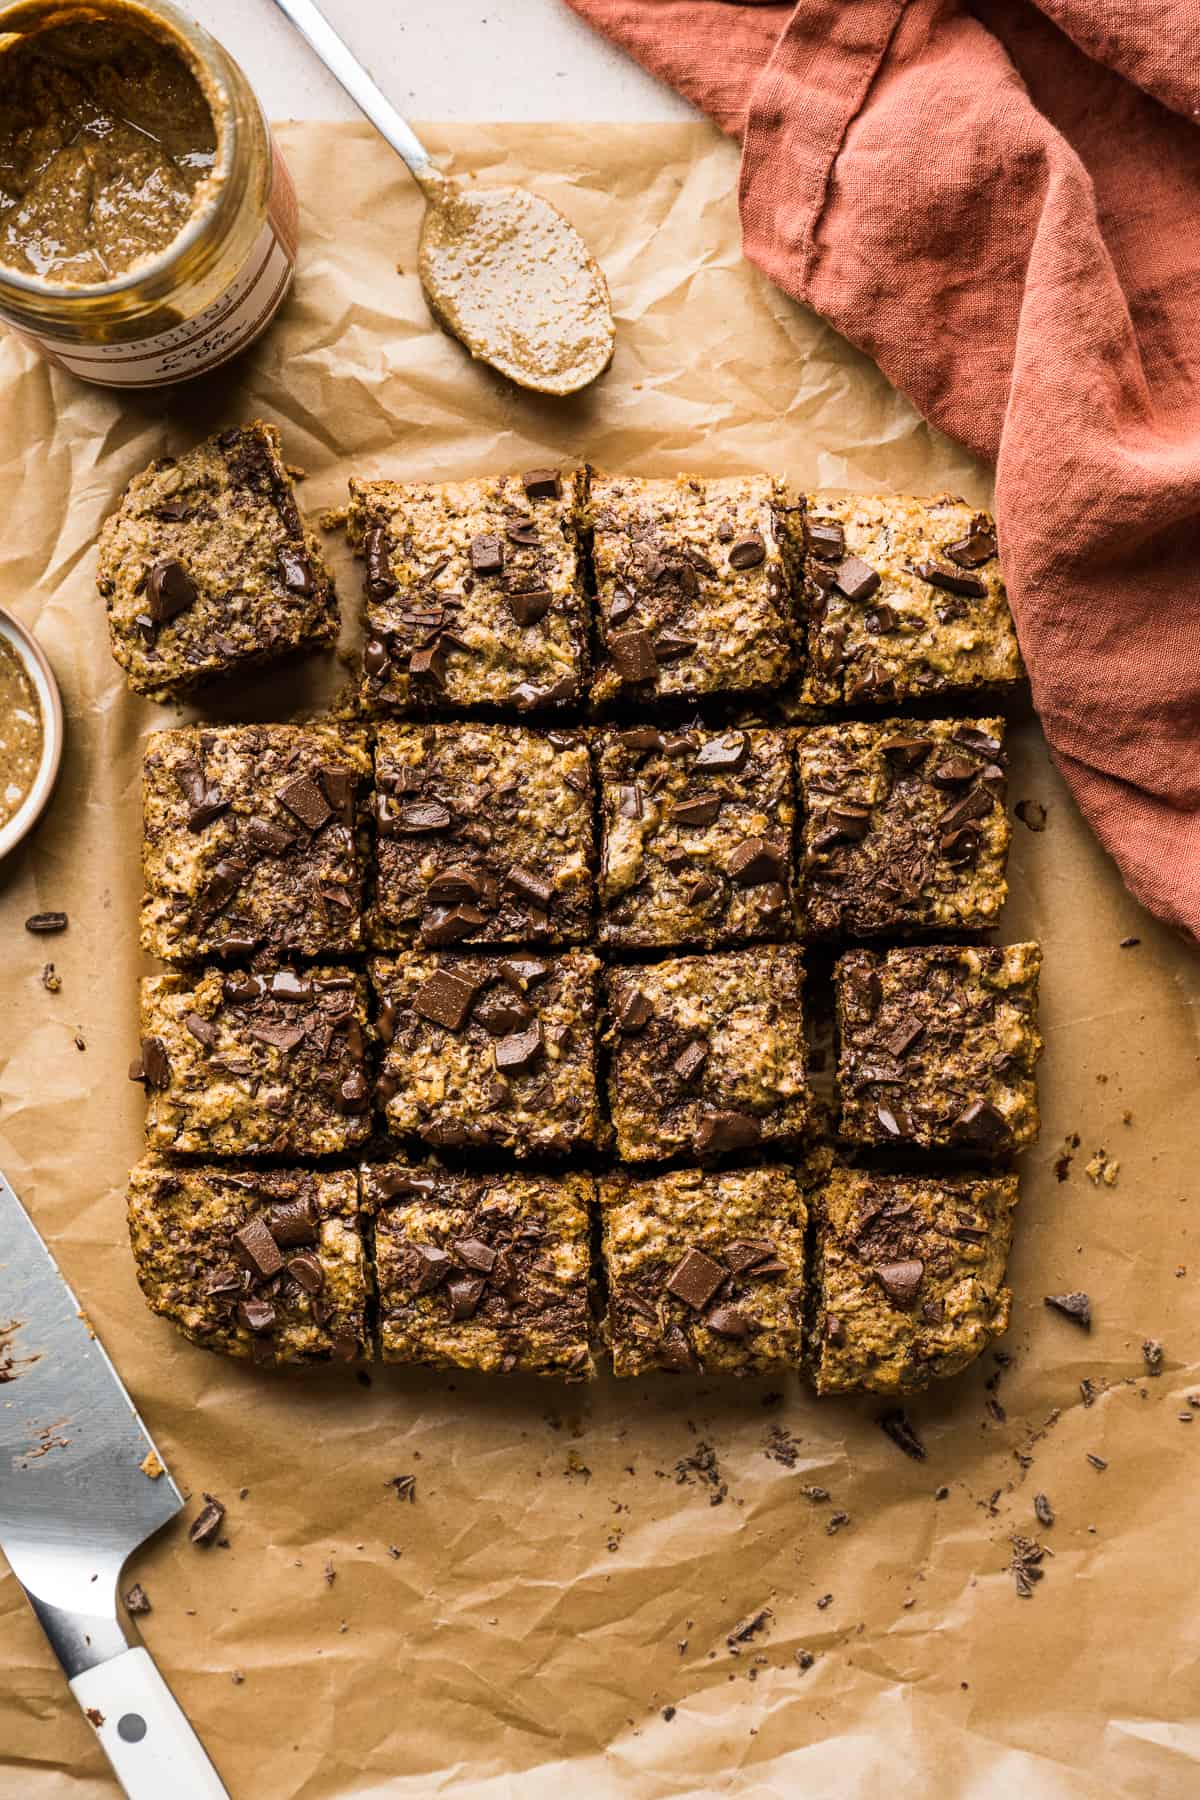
195 0 696 122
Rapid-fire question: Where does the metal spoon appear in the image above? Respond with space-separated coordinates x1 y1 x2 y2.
268 0 616 395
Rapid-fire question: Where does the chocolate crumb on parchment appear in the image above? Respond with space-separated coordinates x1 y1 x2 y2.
25 911 67 934
388 1474 417 1503
1009 1534 1050 1599
879 1410 927 1460
764 1424 802 1468
1143 1339 1165 1376
674 1440 729 1506
1044 1291 1092 1329
1014 800 1047 831
1033 1493 1055 1528
1053 1133 1081 1181
727 1606 772 1649
124 1583 152 1615
188 1493 226 1547
40 963 61 992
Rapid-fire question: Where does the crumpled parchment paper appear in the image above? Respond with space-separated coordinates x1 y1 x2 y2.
1 122 1198 1800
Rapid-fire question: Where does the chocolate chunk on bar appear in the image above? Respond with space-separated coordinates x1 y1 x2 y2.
605 947 809 1162
347 470 588 711
796 716 1010 939
138 966 372 1158
598 726 795 948
810 1166 1018 1394
600 1163 810 1376
587 474 799 706
127 1160 368 1363
370 950 602 1155
365 1163 595 1378
370 724 593 947
141 723 372 963
98 422 338 702
781 495 1021 711
835 943 1042 1152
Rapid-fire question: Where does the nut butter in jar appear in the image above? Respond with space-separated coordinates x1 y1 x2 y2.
0 0 298 385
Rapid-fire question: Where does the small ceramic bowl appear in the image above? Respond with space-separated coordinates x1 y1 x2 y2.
0 608 64 862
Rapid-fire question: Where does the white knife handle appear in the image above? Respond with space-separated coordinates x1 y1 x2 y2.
70 1647 229 1799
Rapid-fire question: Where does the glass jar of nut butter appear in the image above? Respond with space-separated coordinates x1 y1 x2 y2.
0 0 298 385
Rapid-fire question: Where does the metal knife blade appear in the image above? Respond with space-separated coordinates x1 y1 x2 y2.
0 1169 182 1675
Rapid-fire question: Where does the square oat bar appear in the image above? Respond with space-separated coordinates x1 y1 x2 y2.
137 966 372 1159
370 723 593 947
783 494 1022 711
810 1166 1018 1394
141 723 372 963
587 473 799 706
597 724 795 948
98 421 338 701
599 1164 809 1377
348 468 588 712
605 947 809 1163
795 717 1010 940
370 949 603 1156
366 1163 595 1378
127 1160 369 1364
835 943 1043 1153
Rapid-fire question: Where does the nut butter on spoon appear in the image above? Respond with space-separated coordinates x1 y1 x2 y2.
269 0 615 395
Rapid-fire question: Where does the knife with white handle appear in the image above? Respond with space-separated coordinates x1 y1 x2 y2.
0 1170 229 1798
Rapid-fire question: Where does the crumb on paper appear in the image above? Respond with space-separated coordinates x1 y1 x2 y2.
564 1450 592 1482
319 505 348 533
188 1493 226 1547
764 1423 800 1468
85 1707 105 1728
674 1441 728 1506
727 1607 772 1649
1015 799 1047 831
140 1449 164 1479
1085 1150 1120 1187
40 963 60 992
388 1473 417 1503
286 463 306 480
1054 1133 1081 1182
124 1582 151 1615
1009 1535 1049 1598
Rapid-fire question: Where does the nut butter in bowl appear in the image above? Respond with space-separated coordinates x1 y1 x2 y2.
0 608 62 859
0 0 298 385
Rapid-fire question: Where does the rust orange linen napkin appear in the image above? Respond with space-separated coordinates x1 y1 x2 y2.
565 0 1200 940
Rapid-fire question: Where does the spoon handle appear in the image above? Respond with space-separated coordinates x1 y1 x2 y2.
268 0 443 193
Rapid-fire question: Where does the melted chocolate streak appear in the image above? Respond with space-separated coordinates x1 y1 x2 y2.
0 1317 35 1383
